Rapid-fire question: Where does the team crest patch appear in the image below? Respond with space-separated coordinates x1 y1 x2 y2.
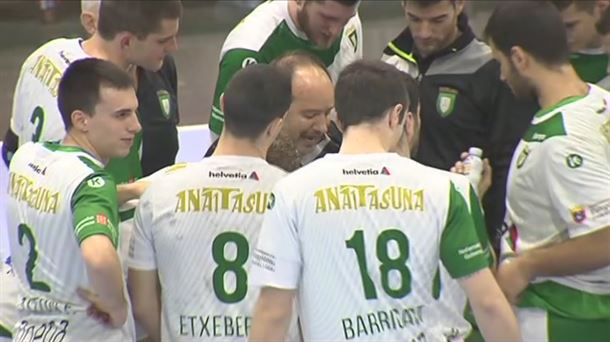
347 27 358 53
516 144 531 169
87 176 105 188
267 193 275 210
566 154 583 169
570 206 586 223
157 90 171 119
436 87 457 117
241 57 257 68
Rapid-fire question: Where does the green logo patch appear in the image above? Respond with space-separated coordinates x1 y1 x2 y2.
436 87 457 117
566 154 583 169
516 144 531 169
267 193 275 210
87 176 105 188
157 90 171 119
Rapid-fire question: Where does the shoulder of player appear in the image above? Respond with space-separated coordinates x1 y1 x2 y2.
221 0 287 55
21 37 83 68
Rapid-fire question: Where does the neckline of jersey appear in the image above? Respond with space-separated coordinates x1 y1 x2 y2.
534 85 590 119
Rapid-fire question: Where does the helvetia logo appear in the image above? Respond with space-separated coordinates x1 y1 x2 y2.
249 172 259 181
209 171 247 179
342 167 391 176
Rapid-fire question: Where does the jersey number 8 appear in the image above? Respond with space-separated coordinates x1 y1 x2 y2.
212 232 249 303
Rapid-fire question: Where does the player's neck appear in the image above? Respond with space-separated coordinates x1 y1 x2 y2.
339 126 391 155
83 35 131 71
214 134 267 159
535 65 589 110
287 0 304 32
62 132 108 165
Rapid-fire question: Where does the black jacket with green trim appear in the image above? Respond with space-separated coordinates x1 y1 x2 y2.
382 14 537 244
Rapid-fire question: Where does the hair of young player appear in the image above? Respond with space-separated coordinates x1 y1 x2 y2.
58 58 134 130
222 64 293 140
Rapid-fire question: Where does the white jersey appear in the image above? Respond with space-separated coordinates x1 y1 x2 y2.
250 153 490 341
209 0 362 135
0 261 18 341
127 156 291 341
6 142 132 341
431 174 493 341
504 84 610 319
10 38 89 146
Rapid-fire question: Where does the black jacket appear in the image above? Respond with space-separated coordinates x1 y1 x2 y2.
382 14 537 244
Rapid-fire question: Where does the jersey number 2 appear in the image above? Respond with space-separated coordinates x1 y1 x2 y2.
212 232 248 303
18 224 51 292
30 106 45 142
346 229 411 299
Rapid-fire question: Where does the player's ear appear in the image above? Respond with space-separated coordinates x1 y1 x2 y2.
118 32 133 50
267 116 284 141
388 103 404 130
71 110 90 133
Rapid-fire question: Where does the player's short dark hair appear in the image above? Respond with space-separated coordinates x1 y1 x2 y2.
58 58 134 130
312 0 360 7
485 1 569 67
550 0 596 13
597 6 610 35
223 64 292 140
400 72 419 115
271 50 332 81
97 0 183 40
335 60 409 128
403 0 456 8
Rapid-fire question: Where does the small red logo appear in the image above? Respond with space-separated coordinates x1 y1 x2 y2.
381 167 391 175
249 172 259 181
96 214 108 225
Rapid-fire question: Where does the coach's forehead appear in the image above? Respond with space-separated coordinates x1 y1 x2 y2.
292 65 333 94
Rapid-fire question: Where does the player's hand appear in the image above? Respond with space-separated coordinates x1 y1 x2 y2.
77 287 114 326
450 152 493 198
117 180 151 204
495 256 533 304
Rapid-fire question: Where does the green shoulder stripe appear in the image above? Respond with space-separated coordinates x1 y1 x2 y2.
0 323 11 338
523 112 567 143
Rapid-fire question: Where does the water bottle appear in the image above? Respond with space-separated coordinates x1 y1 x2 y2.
463 147 483 193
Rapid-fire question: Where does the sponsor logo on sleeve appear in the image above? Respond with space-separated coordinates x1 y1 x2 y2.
87 176 105 188
570 206 587 223
590 199 610 220
566 154 583 169
241 57 257 68
96 214 109 225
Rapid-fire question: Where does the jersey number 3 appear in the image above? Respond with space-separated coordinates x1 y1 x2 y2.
30 106 45 142
212 232 249 303
346 229 411 299
18 224 51 292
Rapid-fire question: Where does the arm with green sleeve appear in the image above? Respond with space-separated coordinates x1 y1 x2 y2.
209 49 261 135
72 173 127 328
441 182 520 342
